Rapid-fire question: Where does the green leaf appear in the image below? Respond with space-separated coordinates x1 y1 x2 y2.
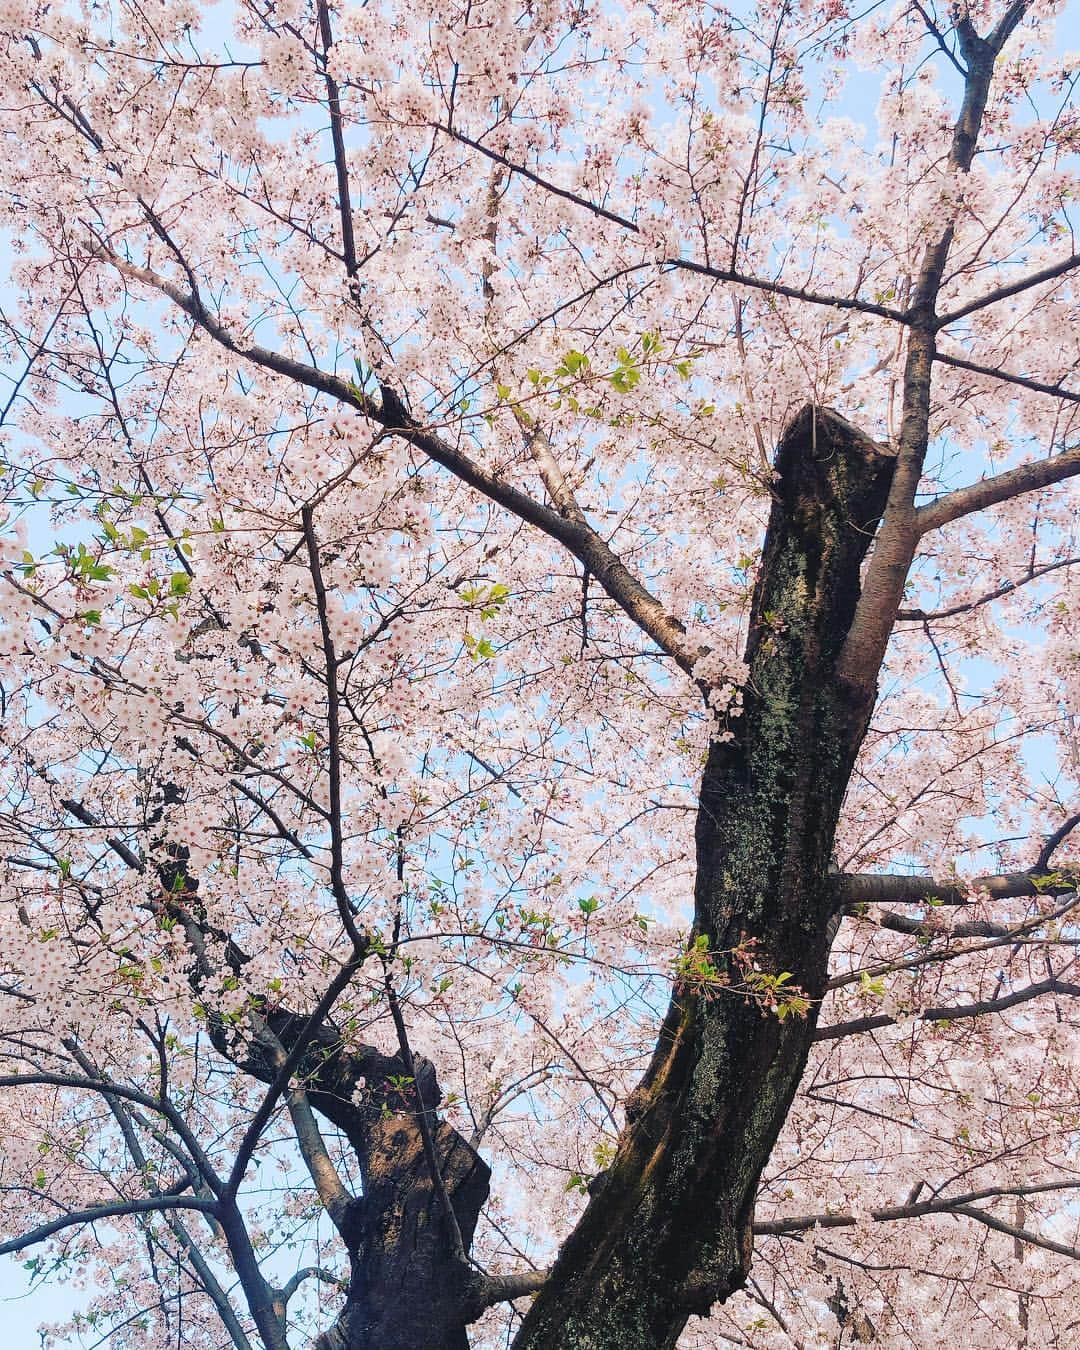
859 971 887 998
169 572 191 597
608 366 641 393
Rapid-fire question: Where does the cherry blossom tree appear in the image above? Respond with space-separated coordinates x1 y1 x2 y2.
0 0 1078 1346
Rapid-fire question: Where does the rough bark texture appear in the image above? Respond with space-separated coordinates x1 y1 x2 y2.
314 1113 488 1350
212 1013 490 1350
513 405 895 1349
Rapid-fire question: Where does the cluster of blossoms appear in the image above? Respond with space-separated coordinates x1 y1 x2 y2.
0 0 1076 1346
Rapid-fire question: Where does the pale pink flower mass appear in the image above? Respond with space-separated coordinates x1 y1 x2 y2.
0 1 1076 1347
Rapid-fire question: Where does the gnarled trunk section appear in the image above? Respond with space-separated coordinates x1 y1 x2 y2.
314 1113 488 1350
514 406 894 1349
211 1013 490 1350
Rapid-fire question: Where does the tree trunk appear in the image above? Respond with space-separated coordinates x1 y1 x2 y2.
314 1116 489 1350
514 406 895 1349
212 1013 491 1350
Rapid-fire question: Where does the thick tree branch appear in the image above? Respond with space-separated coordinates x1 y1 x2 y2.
832 868 1079 908
865 909 1009 939
91 244 702 676
910 1 966 77
223 954 365 1202
815 974 1080 1041
985 0 1033 56
949 1202 1080 1262
249 1013 356 1236
463 1270 550 1319
1036 812 1080 870
277 1265 347 1307
215 1202 291 1350
524 422 587 524
916 444 1080 533
937 251 1080 328
836 5 1029 696
0 1195 220 1257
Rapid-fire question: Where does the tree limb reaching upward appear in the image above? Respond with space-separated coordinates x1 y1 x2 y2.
86 244 704 679
3 1 1080 1347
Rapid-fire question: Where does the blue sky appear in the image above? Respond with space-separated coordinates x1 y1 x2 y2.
2 0 1076 1342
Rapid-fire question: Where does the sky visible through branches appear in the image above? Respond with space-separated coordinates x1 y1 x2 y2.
0 0 1078 1346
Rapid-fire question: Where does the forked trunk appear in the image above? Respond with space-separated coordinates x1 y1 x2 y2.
314 1116 489 1350
513 406 894 1349
243 407 892 1350
212 1015 491 1350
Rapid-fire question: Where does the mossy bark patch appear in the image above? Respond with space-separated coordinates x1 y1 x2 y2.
514 407 894 1350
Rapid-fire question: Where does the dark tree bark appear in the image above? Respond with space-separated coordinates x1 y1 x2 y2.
212 1013 491 1350
513 405 895 1349
313 1113 488 1350
153 405 898 1350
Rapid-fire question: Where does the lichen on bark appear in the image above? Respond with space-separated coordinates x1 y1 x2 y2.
512 406 895 1350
